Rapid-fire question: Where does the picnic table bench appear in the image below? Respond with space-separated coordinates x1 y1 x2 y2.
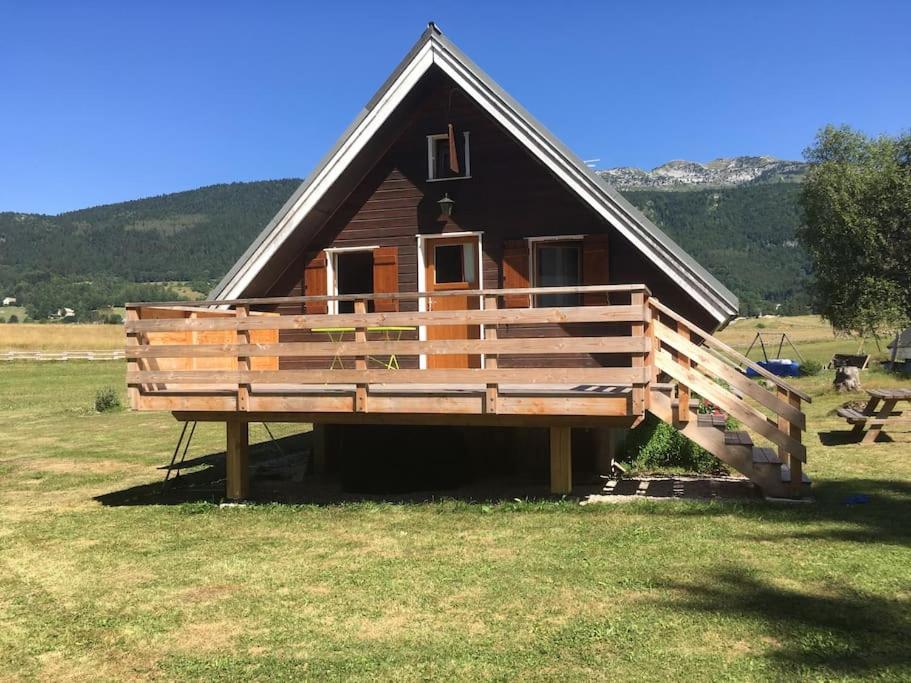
837 388 911 444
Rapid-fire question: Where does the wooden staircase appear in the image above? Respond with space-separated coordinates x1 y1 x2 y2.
645 299 812 499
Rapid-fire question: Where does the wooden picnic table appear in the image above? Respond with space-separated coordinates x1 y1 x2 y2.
837 388 911 444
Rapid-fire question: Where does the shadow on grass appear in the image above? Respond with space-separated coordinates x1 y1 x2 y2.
94 431 580 506
818 430 903 445
654 567 911 678
639 476 911 546
817 429 863 446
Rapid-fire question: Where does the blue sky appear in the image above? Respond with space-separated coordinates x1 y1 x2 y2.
1 0 909 214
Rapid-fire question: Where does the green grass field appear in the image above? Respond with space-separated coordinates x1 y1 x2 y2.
1 325 910 680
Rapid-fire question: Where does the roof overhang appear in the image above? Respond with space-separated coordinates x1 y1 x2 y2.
210 24 739 324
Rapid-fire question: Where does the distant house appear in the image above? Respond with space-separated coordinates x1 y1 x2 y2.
55 307 76 319
888 328 911 364
2 297 15 306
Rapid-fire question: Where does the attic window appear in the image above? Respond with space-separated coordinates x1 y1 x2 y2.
427 132 471 181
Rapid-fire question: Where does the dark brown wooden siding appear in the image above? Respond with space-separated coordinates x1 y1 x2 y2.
261 68 717 369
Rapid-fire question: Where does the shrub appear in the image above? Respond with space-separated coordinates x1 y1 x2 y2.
622 414 724 474
800 359 823 376
8 314 18 323
94 387 121 413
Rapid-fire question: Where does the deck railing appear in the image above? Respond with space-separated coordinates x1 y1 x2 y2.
648 298 810 490
124 285 653 417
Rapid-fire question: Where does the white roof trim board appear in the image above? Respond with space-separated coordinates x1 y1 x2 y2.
211 24 739 323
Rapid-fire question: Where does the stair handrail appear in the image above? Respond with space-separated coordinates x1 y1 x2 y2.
649 297 808 494
648 298 811 403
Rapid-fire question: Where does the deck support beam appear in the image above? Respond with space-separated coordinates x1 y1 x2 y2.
226 420 249 500
549 425 572 495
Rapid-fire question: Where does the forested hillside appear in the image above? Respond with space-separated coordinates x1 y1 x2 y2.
624 184 810 315
0 180 300 283
0 178 809 318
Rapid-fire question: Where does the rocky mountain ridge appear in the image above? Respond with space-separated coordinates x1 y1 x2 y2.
600 156 807 189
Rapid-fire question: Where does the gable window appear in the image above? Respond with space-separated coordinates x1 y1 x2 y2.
533 240 582 307
427 132 471 181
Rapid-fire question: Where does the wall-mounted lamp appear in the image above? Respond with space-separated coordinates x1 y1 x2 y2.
437 193 455 218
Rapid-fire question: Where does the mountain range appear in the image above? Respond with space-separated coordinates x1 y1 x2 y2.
600 156 807 189
0 157 812 317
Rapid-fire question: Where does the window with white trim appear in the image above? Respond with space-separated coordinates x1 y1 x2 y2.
533 240 582 307
427 132 471 180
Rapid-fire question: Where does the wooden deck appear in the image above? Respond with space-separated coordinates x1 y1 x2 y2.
124 285 812 499
125 285 652 424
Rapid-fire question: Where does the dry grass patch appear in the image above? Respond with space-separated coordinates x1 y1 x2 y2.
0 323 123 351
171 620 245 654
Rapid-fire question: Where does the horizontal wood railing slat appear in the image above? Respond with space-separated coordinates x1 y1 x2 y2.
126 284 651 309
124 336 651 359
649 298 811 403
656 349 806 461
125 304 646 333
653 320 806 430
128 367 650 386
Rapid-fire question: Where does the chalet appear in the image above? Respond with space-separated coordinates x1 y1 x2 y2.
125 24 810 500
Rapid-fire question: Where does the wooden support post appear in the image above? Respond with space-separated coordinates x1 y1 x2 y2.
862 398 898 444
226 420 249 500
354 299 367 412
630 292 646 415
550 425 572 495
125 307 140 409
676 321 691 423
484 294 498 414
787 393 803 496
776 386 789 463
236 305 250 412
311 423 326 475
594 427 620 476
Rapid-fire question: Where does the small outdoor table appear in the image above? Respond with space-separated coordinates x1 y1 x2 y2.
837 388 911 444
311 326 416 370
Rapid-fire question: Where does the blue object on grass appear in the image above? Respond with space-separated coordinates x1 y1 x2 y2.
844 494 871 505
745 359 801 378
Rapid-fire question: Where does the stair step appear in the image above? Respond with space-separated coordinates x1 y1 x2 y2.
751 446 781 465
724 431 753 448
780 465 812 485
698 413 727 430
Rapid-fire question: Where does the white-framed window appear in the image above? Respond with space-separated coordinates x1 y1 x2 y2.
528 235 585 307
427 131 471 181
325 245 379 314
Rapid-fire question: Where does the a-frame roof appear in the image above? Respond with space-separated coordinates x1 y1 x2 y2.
210 23 739 323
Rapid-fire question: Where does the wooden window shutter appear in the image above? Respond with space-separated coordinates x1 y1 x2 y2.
582 234 610 305
502 239 530 308
303 250 328 314
372 246 399 312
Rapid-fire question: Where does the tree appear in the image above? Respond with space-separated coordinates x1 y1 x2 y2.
798 125 911 339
